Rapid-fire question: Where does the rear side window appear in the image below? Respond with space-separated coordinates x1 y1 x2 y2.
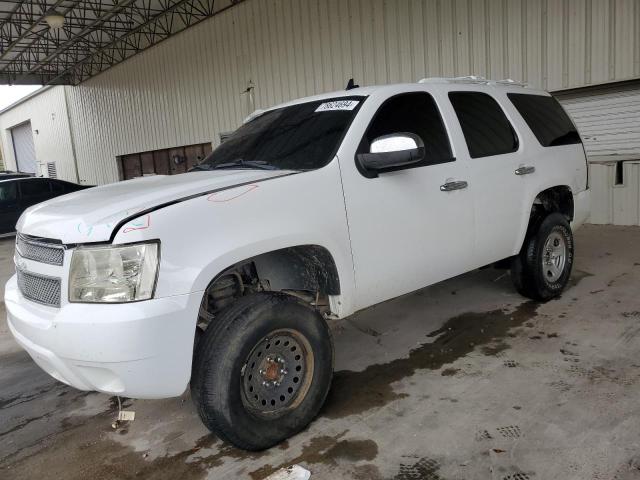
19 179 51 198
0 182 17 202
363 92 453 166
449 92 518 158
508 93 581 147
50 180 65 194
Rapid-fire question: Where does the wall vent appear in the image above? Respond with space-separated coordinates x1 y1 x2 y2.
47 162 57 178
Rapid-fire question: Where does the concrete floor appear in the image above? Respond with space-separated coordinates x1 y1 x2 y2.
1 225 640 480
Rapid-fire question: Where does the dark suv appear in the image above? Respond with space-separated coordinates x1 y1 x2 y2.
0 177 90 236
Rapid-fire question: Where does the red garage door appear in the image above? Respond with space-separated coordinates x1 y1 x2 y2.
116 142 212 181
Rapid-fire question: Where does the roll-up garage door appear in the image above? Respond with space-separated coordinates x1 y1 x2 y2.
11 122 37 174
554 80 640 157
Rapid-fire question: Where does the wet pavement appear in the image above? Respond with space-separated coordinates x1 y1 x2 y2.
1 225 640 479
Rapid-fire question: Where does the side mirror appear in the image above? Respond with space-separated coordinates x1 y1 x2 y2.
357 133 425 173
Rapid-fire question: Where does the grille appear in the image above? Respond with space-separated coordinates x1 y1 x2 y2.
16 268 61 307
16 234 64 266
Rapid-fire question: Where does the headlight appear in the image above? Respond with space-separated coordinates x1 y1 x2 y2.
69 242 159 303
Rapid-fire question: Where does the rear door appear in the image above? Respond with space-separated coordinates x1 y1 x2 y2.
448 90 524 266
0 181 20 235
507 92 587 194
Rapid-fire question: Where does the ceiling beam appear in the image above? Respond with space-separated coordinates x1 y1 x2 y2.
0 0 244 86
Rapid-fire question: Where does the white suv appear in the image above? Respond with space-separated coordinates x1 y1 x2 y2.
6 77 590 450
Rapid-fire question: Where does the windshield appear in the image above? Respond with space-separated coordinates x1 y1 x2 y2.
196 96 365 171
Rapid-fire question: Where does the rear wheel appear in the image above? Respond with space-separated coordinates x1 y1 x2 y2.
511 212 574 301
191 292 333 451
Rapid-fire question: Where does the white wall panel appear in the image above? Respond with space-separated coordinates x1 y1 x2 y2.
589 161 640 225
0 87 77 181
2 0 639 185
589 162 615 224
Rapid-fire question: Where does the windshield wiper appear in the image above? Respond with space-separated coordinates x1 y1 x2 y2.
188 164 214 172
212 160 280 170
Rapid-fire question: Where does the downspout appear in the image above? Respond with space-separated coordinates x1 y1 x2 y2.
62 85 81 183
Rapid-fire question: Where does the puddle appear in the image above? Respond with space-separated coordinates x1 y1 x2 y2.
322 301 539 419
249 431 378 479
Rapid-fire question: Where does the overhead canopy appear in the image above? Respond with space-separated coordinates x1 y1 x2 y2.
0 0 240 85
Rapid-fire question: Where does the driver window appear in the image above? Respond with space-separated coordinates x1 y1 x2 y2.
363 92 453 166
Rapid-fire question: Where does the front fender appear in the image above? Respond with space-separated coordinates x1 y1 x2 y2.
112 163 356 318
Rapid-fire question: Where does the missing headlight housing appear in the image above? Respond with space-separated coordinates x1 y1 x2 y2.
69 242 159 303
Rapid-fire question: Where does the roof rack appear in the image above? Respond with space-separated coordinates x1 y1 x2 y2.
418 76 528 87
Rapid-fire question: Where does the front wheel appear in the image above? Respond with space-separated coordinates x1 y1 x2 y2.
511 212 574 301
191 292 333 451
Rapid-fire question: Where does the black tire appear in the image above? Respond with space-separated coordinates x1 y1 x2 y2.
191 292 334 451
511 212 574 301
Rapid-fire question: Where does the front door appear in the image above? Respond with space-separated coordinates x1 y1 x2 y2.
339 91 475 311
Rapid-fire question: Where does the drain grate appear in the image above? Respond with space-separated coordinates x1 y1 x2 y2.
394 457 442 480
503 474 530 480
504 360 518 367
496 425 521 438
475 429 493 441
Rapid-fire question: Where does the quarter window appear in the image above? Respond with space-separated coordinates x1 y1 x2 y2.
362 92 453 167
0 182 17 202
449 92 518 158
19 179 51 198
50 180 65 194
507 93 581 147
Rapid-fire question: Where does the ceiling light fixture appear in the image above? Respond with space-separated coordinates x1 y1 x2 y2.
44 10 65 30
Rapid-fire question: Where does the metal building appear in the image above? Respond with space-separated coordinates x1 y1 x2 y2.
1 0 639 221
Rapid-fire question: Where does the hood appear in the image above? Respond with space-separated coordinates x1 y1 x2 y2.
17 170 291 244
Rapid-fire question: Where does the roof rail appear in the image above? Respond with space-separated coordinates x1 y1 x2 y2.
490 78 528 87
418 76 528 87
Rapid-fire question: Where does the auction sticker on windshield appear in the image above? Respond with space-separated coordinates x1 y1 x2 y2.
315 100 360 112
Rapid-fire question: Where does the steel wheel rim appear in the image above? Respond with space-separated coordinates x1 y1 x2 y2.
241 328 314 417
542 231 567 283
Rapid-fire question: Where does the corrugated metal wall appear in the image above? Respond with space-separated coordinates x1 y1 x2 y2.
556 81 640 156
590 161 640 225
2 0 640 185
0 87 77 181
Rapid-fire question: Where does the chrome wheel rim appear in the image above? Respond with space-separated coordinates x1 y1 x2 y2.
241 329 314 416
542 231 567 283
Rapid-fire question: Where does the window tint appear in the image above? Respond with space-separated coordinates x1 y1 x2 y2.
0 182 17 202
363 92 452 166
507 93 581 147
50 179 65 194
449 92 518 158
19 179 51 198
200 96 364 171
64 182 84 193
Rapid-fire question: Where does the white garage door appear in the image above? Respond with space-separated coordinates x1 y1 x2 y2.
555 81 640 157
11 121 37 174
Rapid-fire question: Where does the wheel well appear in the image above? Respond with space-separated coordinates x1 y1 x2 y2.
199 245 340 322
532 186 574 222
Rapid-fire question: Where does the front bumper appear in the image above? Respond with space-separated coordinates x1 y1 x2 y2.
6 275 202 399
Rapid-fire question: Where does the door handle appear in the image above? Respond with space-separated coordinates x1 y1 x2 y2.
440 180 468 192
515 165 535 175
